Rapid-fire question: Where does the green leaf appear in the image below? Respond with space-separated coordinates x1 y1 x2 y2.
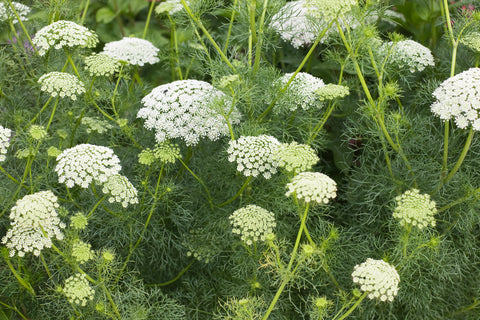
96 7 116 24
0 309 9 320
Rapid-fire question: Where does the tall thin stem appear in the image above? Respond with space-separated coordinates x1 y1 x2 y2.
142 0 157 39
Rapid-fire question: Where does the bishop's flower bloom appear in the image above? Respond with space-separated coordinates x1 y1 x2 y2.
285 172 337 204
71 240 94 264
393 189 436 229
84 53 121 77
380 40 435 73
430 68 480 130
102 37 160 66
0 125 12 162
227 135 280 179
2 191 65 257
275 72 325 112
351 258 400 302
63 273 95 306
274 141 319 174
138 80 241 146
32 20 98 56
229 205 276 245
316 84 350 101
101 174 139 208
460 32 480 53
0 2 30 23
305 0 358 19
38 72 85 100
155 0 185 15
55 144 122 188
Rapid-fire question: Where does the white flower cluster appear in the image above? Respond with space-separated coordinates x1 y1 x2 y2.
229 205 276 245
0 125 12 162
430 68 480 130
316 84 350 101
285 172 337 204
155 0 185 15
274 141 319 173
38 72 85 100
460 32 480 52
63 273 95 306
2 191 65 257
393 189 436 229
275 72 325 112
381 40 435 73
305 0 357 19
71 240 94 264
0 2 30 23
101 174 139 208
81 116 113 134
32 20 98 56
138 80 241 146
84 53 121 77
351 258 400 302
55 144 121 188
227 135 280 179
270 0 318 49
102 37 160 66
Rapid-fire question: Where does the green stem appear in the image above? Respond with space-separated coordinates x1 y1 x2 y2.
332 292 368 320
0 300 28 320
87 194 107 218
142 0 156 39
148 259 195 287
168 16 183 80
45 97 60 131
223 0 238 53
0 165 24 187
178 158 213 207
111 64 125 118
217 176 252 207
80 0 91 25
40 252 51 277
3 256 35 295
66 49 81 79
28 96 53 127
7 0 38 55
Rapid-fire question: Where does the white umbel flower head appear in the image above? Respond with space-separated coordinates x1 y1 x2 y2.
351 258 400 302
460 32 480 53
55 144 121 188
431 68 480 130
274 141 319 174
0 2 30 23
84 53 121 77
63 273 95 306
155 0 185 15
0 125 12 162
227 135 281 179
101 174 138 208
381 40 435 73
305 0 357 19
393 189 436 229
285 172 337 204
102 37 160 66
1 191 65 257
138 80 241 146
229 205 276 245
32 20 98 56
38 72 85 100
275 72 325 112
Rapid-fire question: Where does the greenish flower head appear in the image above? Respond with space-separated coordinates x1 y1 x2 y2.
84 53 121 77
38 72 85 100
0 125 12 162
101 249 115 263
154 141 181 164
15 147 33 159
71 240 94 264
285 172 337 204
70 212 88 230
309 296 333 320
57 129 68 139
47 146 62 158
316 84 350 101
81 116 113 134
274 141 319 174
380 40 435 73
229 205 276 245
460 32 480 52
351 258 400 302
29 125 47 140
217 74 240 89
101 174 139 208
63 273 95 306
155 0 185 15
393 189 436 230
305 0 357 19
138 148 155 166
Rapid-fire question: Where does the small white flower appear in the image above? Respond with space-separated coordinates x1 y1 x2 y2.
38 72 85 100
71 240 94 264
0 2 30 23
352 258 400 302
229 205 276 245
0 125 12 162
275 72 325 112
102 37 160 66
63 273 95 306
393 189 436 229
285 172 337 204
380 40 435 73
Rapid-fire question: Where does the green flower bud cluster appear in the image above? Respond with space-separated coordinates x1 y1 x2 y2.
81 116 113 134
153 141 181 164
229 205 276 245
460 32 480 52
0 125 12 162
101 174 139 208
32 20 98 56
274 141 319 174
38 72 85 100
351 258 400 302
84 53 121 77
63 273 95 306
316 84 350 101
380 40 435 73
393 189 436 230
71 240 94 264
29 125 47 140
285 172 337 204
70 212 88 230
